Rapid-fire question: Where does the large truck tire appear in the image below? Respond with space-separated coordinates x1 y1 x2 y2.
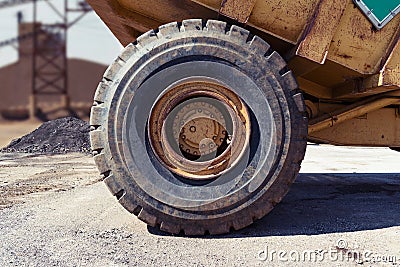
90 19 308 235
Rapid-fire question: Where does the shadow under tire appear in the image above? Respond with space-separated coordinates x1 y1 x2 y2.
90 19 308 235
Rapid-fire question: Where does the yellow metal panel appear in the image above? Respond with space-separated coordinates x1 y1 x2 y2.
191 0 221 10
296 0 347 64
332 72 400 99
219 0 257 23
382 38 400 86
334 84 399 99
302 60 362 89
88 0 218 45
327 1 400 74
248 0 319 44
309 108 400 146
297 77 332 99
88 0 400 96
309 94 400 134
118 0 217 25
330 31 400 99
87 0 140 45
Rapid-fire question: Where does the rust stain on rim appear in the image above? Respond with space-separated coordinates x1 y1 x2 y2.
148 78 251 180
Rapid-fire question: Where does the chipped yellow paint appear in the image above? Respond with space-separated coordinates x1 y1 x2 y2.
296 0 348 64
327 1 400 74
219 0 258 23
248 0 319 44
382 38 400 86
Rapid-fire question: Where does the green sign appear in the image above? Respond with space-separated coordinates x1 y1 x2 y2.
354 0 400 29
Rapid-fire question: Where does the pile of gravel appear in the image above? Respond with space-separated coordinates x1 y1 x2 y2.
1 117 91 154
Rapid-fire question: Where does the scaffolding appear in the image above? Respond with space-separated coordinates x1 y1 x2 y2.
0 0 91 119
30 0 91 119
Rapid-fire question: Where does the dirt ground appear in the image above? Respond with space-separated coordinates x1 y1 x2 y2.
0 144 399 266
0 119 399 266
0 120 42 148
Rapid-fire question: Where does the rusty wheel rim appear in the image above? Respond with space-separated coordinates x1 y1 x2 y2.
148 78 251 180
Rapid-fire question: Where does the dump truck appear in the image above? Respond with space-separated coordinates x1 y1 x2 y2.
86 0 400 235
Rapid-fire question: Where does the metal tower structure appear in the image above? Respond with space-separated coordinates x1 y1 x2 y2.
0 0 91 119
30 0 91 119
0 0 43 9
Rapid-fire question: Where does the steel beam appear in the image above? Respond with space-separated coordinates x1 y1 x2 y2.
309 90 400 134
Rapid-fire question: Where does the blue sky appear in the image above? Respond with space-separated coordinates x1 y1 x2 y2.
0 0 123 67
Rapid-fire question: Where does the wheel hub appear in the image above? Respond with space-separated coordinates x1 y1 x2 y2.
174 101 228 159
148 79 251 180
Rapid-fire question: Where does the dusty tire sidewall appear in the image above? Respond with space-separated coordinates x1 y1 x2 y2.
95 23 306 227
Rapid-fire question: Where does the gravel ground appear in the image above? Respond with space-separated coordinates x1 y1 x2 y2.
0 153 99 209
0 145 399 266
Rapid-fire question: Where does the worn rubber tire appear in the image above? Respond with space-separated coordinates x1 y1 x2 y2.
90 19 308 235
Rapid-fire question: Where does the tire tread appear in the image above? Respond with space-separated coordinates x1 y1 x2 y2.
90 19 308 236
